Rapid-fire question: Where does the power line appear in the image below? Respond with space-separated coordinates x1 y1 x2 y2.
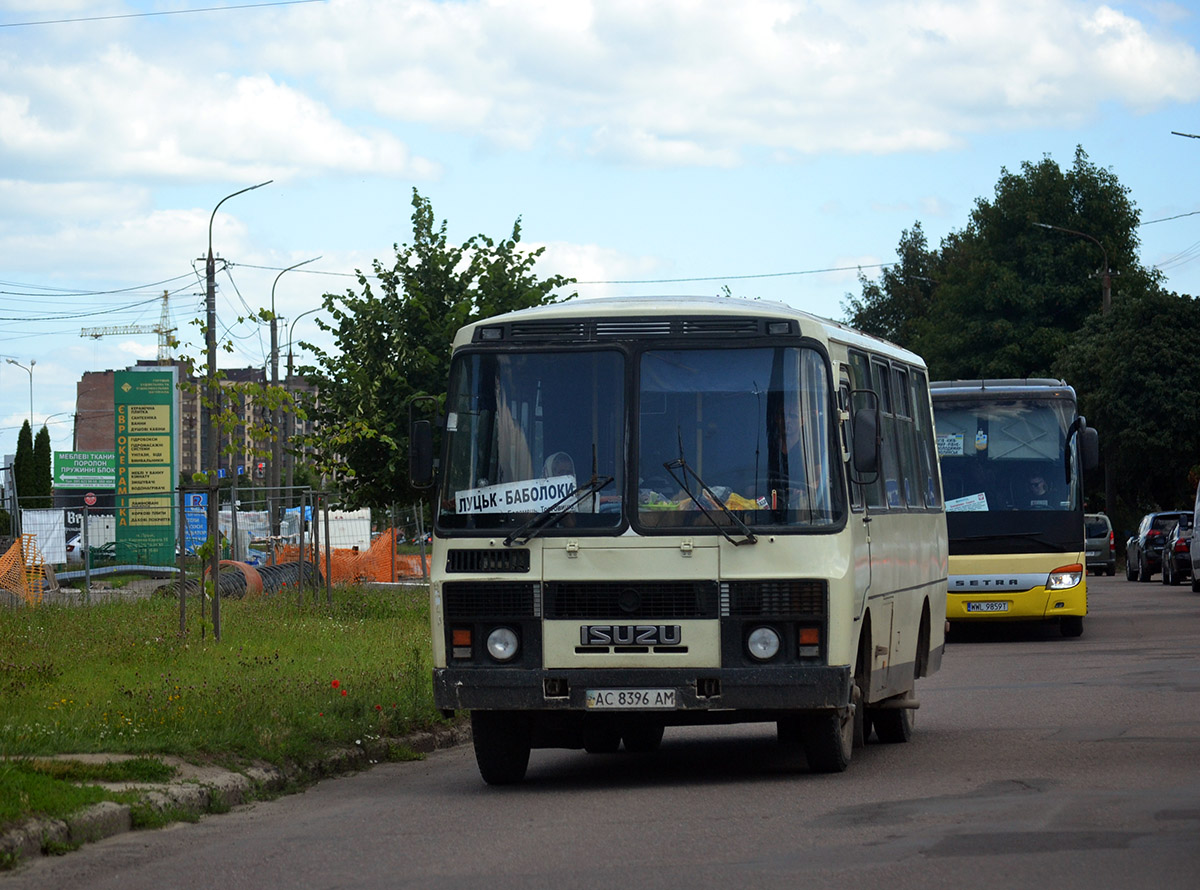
577 263 892 285
0 0 325 29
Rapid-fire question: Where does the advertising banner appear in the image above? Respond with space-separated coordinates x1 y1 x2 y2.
53 451 117 488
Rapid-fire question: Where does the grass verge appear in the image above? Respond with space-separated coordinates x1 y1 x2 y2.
0 583 443 838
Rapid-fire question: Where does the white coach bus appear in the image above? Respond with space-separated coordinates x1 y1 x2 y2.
410 296 948 784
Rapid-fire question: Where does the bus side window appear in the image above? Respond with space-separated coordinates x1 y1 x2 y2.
910 370 942 508
892 366 922 509
848 351 885 509
872 358 905 509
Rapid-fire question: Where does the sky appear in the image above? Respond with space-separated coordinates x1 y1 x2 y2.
4 0 1200 461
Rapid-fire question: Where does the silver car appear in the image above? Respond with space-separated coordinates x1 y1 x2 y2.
1084 512 1115 576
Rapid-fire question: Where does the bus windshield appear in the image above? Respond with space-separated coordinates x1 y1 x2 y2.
637 346 845 530
934 397 1080 513
439 350 625 532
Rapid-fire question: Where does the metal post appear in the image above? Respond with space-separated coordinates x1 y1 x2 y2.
297 489 307 601
323 495 332 606
177 491 186 635
82 504 90 603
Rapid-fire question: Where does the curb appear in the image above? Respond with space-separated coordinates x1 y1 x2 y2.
0 720 471 868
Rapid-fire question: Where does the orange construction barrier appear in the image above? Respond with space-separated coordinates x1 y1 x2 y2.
0 535 47 606
272 527 430 585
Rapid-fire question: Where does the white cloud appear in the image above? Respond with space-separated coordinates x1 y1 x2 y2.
0 47 437 182
261 0 1200 164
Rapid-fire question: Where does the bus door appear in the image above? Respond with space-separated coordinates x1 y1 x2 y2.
840 369 871 618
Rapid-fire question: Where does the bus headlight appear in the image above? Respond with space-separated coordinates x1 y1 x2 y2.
486 627 520 662
1047 564 1083 590
747 626 782 661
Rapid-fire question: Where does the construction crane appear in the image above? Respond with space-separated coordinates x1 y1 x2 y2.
81 291 176 361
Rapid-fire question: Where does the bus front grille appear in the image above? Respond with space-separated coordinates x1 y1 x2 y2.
723 579 828 618
544 581 719 620
443 582 541 619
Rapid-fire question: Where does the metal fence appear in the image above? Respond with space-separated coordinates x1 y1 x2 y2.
1 489 431 612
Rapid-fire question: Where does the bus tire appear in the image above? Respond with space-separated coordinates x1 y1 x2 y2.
1060 615 1084 637
621 721 665 753
582 722 622 754
872 701 914 744
801 708 853 772
471 710 531 785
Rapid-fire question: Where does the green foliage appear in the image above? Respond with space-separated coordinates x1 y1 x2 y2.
30 425 53 508
12 421 33 510
1058 288 1200 512
301 189 576 508
849 145 1199 514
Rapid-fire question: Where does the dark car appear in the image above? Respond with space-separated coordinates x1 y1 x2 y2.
1161 515 1193 586
1085 513 1116 576
1126 511 1191 582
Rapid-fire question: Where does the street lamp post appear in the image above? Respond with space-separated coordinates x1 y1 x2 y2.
285 306 322 505
6 359 35 430
203 180 271 643
1033 221 1115 515
1032 222 1111 316
269 257 321 536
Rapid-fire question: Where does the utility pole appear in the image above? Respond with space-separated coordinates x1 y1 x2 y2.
1033 221 1114 514
203 181 270 641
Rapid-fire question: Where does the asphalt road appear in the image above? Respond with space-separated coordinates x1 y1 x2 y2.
6 572 1199 889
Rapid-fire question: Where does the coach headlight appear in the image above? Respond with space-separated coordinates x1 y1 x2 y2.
747 626 781 662
486 627 520 662
1047 564 1084 590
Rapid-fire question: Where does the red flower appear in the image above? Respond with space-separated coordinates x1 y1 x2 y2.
340 689 347 696
374 704 382 711
331 680 340 689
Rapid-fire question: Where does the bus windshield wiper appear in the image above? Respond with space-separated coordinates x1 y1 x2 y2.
663 457 757 546
503 474 615 547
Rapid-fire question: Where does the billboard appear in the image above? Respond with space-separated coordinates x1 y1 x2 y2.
115 369 177 564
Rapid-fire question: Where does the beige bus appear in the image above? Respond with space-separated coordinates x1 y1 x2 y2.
410 296 948 784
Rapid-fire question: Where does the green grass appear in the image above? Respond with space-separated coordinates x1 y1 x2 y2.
0 584 444 837
0 760 144 826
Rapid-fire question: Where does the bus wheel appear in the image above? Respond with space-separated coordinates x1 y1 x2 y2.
1060 615 1084 638
872 699 914 744
621 721 665 753
583 727 621 754
801 708 853 773
471 710 531 785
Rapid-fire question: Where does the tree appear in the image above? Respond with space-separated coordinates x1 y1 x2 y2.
12 421 33 512
917 147 1144 379
1057 286 1200 515
843 222 939 346
850 145 1198 528
849 147 1145 379
302 189 575 509
30 425 52 508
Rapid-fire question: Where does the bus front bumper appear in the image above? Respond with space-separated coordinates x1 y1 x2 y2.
947 584 1086 621
433 665 852 713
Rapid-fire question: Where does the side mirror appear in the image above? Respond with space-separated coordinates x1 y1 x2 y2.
1080 427 1099 472
852 407 880 475
409 419 434 490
